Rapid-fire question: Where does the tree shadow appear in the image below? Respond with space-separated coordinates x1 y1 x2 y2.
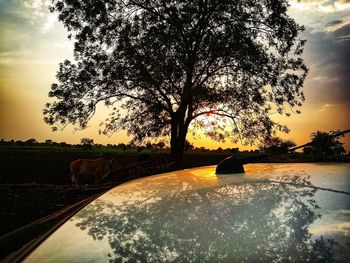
73 175 335 262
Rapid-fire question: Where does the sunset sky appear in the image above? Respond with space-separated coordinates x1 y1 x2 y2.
0 0 349 150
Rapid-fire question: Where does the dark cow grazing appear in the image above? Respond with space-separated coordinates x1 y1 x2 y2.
70 158 119 185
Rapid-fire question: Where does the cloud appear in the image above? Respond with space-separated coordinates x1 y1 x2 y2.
20 0 50 10
298 19 350 105
337 0 350 5
310 221 350 235
312 76 339 82
41 13 57 33
290 0 350 12
288 1 350 36
0 0 56 35
317 103 335 112
0 0 72 67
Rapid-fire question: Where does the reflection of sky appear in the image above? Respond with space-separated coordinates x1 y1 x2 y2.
0 0 349 149
25 218 113 262
243 163 350 239
25 163 350 262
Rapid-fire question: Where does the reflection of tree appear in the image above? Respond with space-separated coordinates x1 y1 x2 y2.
74 176 335 262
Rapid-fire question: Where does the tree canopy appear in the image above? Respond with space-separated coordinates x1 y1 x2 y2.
80 137 95 148
259 137 296 154
304 131 346 160
44 0 308 164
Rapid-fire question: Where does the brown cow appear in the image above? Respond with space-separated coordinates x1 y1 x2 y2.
70 158 118 185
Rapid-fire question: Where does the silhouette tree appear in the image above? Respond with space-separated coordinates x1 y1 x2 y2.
25 138 37 145
44 0 308 165
308 131 346 161
259 137 296 154
184 139 194 151
117 143 127 151
45 139 53 145
80 137 94 149
154 141 166 150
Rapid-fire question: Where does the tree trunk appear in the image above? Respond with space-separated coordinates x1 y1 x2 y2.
170 118 188 168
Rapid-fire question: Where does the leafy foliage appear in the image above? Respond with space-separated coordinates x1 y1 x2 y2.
304 131 346 160
72 174 334 262
259 136 296 154
43 0 308 162
80 137 94 148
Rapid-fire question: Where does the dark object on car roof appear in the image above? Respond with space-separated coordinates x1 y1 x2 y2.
216 129 350 174
215 155 268 174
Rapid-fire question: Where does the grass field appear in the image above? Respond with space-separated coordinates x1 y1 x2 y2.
0 146 231 183
0 146 230 236
1 145 348 236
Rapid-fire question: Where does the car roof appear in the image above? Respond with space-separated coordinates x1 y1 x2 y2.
23 164 350 262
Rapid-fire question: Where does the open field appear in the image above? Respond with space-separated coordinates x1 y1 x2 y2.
0 146 230 236
1 145 348 236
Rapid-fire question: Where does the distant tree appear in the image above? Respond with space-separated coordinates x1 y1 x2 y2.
155 141 166 150
184 140 194 151
117 143 127 151
230 148 240 154
303 146 313 155
45 139 53 145
51 141 60 146
59 141 69 147
15 140 24 146
216 147 223 153
127 142 136 149
199 147 209 152
44 0 307 165
309 131 346 160
80 138 94 148
136 145 146 152
259 137 296 154
25 138 37 145
145 142 153 150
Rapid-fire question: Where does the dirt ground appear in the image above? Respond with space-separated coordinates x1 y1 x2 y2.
0 148 228 236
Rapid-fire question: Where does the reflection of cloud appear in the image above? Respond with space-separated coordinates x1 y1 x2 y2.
326 19 343 27
331 22 350 39
338 209 350 215
310 222 350 235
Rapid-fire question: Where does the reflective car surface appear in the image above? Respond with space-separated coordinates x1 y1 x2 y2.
24 163 350 262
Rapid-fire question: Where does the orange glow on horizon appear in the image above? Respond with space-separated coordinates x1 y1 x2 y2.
0 1 349 151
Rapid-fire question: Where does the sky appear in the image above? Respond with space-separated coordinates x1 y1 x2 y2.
0 0 349 150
